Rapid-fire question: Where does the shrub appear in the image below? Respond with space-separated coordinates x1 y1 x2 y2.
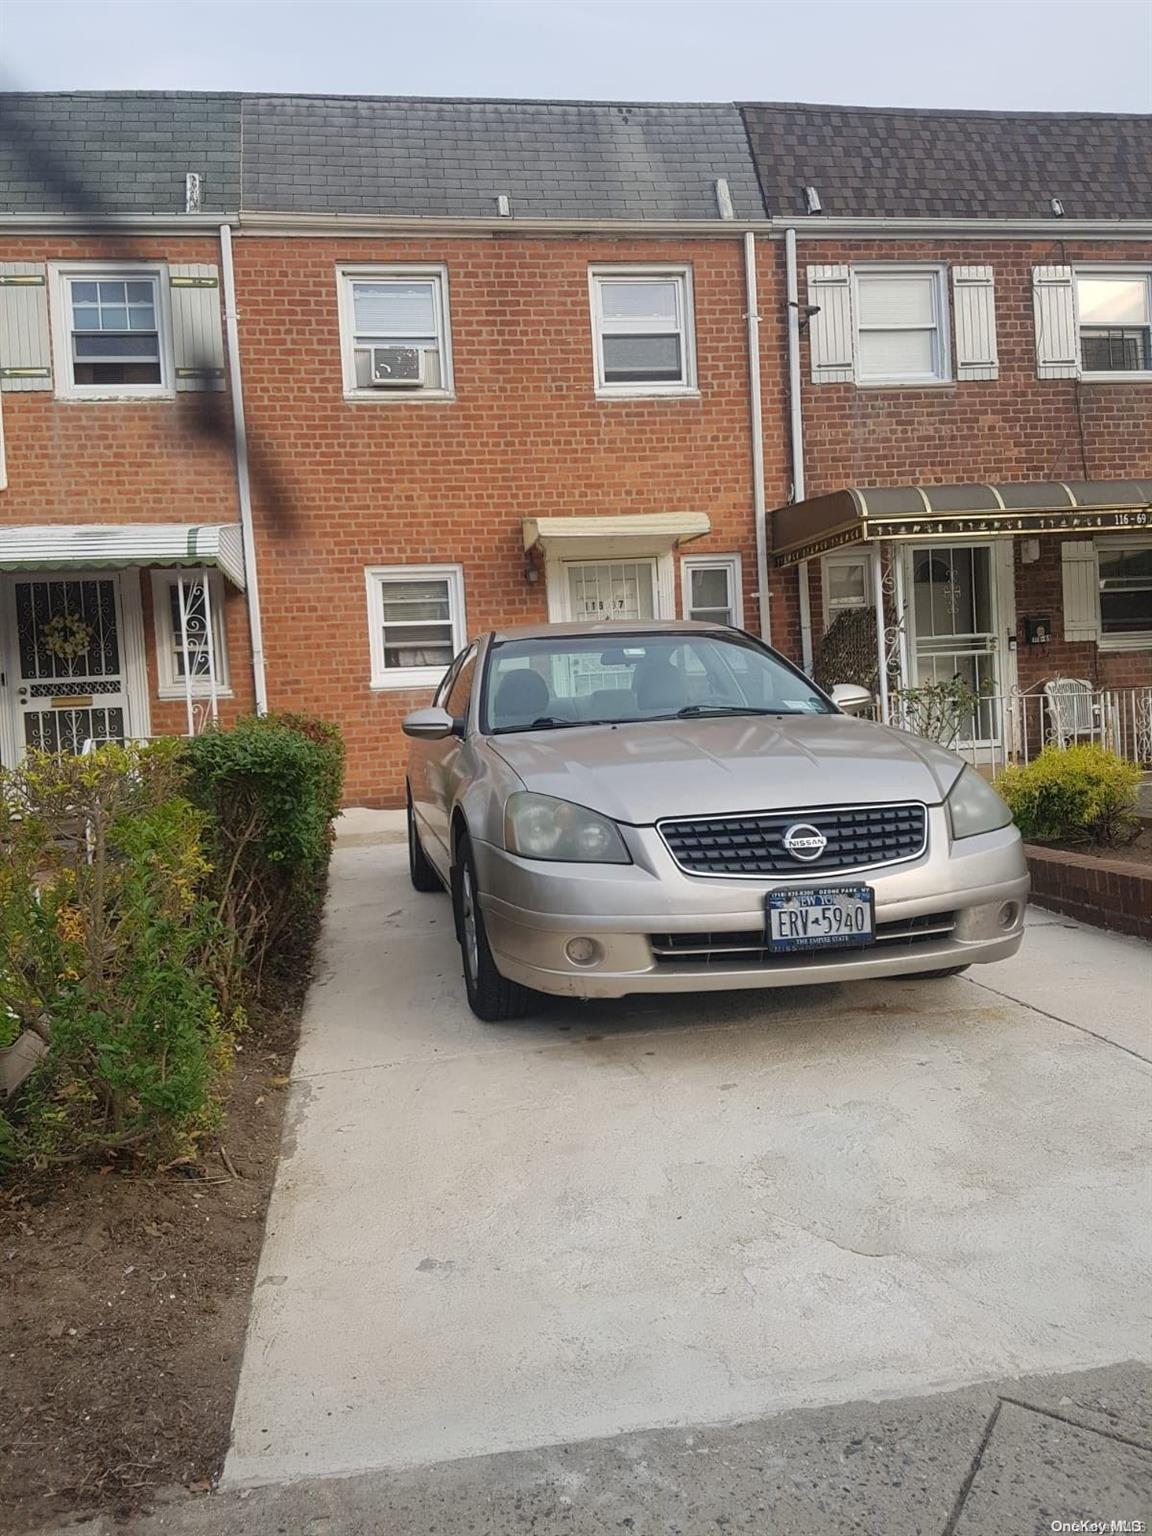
996 743 1142 847
183 712 345 984
0 742 232 1171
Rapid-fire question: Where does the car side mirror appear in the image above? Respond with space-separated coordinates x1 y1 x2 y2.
831 683 874 716
402 706 459 741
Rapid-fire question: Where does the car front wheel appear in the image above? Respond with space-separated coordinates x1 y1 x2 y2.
453 833 533 1022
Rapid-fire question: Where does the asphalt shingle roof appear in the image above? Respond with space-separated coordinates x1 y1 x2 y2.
740 101 1152 220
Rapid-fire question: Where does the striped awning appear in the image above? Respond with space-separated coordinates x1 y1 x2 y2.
771 480 1152 565
0 524 246 587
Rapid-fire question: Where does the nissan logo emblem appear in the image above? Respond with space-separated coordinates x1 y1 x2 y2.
783 823 827 862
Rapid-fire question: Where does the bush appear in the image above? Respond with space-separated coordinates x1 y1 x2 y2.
0 742 232 1171
183 712 345 984
996 743 1142 847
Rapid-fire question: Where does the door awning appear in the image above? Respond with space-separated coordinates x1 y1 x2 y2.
0 524 247 587
523 512 710 556
771 481 1152 566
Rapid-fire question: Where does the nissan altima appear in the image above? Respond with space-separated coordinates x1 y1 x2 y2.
403 621 1028 1021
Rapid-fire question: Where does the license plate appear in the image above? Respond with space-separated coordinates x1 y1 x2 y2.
766 886 875 953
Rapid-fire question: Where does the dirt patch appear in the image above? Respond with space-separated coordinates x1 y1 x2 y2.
0 962 311 1534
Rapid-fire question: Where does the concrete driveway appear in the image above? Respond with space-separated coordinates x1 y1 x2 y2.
224 819 1152 1493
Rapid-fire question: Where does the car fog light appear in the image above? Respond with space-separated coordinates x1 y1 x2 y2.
565 937 603 967
998 902 1019 929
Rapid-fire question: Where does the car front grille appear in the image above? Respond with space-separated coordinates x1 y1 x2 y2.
657 802 927 878
649 911 955 967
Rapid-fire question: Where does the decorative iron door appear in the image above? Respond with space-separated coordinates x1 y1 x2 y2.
906 543 1001 744
10 577 131 753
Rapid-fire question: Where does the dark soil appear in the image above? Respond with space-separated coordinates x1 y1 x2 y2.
0 962 311 1534
1041 827 1152 869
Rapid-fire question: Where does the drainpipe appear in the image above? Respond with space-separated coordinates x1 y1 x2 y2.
785 227 814 672
219 223 269 715
743 231 770 642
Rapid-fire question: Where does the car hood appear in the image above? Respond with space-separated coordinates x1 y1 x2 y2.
488 714 964 824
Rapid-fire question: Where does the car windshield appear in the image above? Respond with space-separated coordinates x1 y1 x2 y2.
483 631 834 734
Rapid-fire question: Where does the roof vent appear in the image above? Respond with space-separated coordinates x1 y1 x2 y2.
184 172 202 215
715 177 735 221
496 193 511 217
803 185 822 215
1050 197 1065 217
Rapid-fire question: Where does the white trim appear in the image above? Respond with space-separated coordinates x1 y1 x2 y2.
850 264 951 386
680 553 744 628
150 569 233 699
336 264 455 403
588 264 697 398
1074 264 1152 383
365 562 466 690
48 261 175 401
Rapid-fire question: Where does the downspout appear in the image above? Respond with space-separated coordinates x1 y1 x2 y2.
219 223 269 715
785 227 814 671
743 231 770 642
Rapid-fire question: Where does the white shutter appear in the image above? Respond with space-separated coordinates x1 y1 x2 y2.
952 266 998 380
1033 266 1080 380
1061 541 1099 641
0 263 52 391
169 265 225 391
806 265 854 383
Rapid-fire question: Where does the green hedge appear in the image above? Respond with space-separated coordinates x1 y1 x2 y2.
996 743 1141 847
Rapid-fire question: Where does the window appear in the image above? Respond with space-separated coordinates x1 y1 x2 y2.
852 267 950 385
822 552 872 626
150 572 230 698
681 555 743 628
1098 540 1152 648
338 267 453 399
1077 271 1152 376
590 267 696 395
50 265 171 398
365 564 467 688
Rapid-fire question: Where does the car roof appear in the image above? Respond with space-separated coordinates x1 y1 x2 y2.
487 618 736 642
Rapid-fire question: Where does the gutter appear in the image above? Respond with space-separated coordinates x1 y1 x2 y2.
743 231 770 643
775 216 1152 239
784 227 814 672
218 223 269 715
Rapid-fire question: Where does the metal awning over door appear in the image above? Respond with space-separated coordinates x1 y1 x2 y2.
0 524 247 587
771 481 1152 565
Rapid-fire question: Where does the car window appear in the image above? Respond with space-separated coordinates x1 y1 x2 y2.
445 648 477 720
434 648 468 708
482 632 832 733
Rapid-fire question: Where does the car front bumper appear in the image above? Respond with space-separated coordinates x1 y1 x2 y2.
472 809 1029 999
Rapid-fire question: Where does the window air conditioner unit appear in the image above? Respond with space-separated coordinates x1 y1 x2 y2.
369 345 425 386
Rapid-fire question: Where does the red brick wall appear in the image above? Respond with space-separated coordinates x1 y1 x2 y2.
778 237 1152 690
1026 844 1152 940
234 233 785 803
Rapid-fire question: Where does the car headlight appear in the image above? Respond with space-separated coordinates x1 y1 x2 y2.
946 767 1014 839
504 792 631 864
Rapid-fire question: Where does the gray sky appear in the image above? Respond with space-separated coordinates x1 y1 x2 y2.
3 0 1150 112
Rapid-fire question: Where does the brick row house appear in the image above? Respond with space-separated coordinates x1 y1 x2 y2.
0 93 1148 802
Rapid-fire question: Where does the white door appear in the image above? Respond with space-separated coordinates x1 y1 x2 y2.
565 559 657 622
905 542 1008 744
1 574 135 760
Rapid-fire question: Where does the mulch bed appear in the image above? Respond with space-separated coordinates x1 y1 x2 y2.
0 956 313 1534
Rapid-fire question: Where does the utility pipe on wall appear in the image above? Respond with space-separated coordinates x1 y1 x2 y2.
743 231 771 643
784 227 814 672
219 223 269 716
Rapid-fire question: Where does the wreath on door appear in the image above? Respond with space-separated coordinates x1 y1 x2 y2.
40 611 95 662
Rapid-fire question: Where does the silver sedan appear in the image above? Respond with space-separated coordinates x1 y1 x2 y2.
404 621 1028 1021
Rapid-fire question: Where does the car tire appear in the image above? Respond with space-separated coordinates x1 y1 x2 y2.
453 833 533 1022
407 791 441 893
905 964 971 979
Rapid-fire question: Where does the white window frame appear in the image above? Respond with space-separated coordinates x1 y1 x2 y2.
851 265 951 386
1095 536 1152 651
821 551 873 627
365 563 467 690
150 570 232 699
49 261 174 401
681 554 743 628
589 265 697 398
337 265 454 403
1074 266 1152 384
